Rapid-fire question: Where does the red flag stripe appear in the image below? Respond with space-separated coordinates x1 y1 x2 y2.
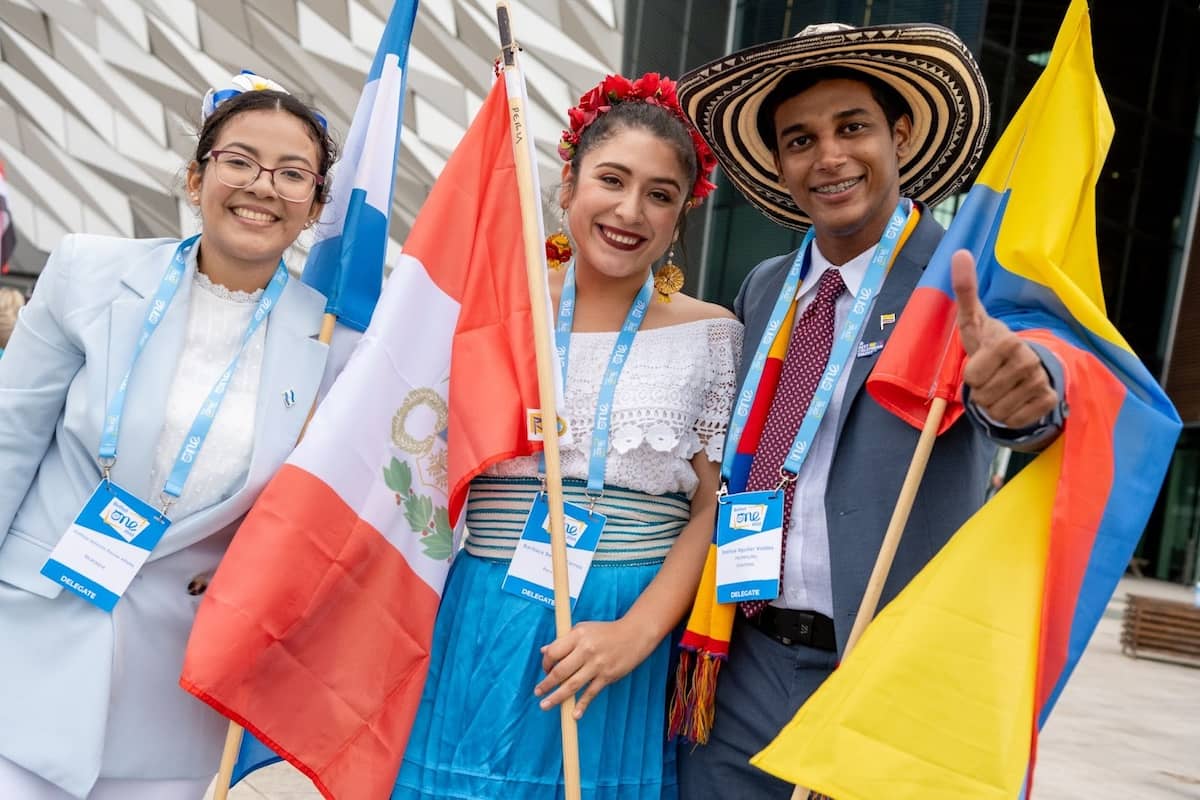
181 466 440 799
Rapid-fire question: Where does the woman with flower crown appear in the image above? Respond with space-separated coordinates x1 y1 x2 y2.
392 72 742 800
0 72 339 799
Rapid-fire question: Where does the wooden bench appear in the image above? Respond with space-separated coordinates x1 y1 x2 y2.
1121 593 1200 669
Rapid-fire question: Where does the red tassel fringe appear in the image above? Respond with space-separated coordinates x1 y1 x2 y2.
667 650 723 744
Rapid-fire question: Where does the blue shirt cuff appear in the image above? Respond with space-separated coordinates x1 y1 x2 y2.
963 341 1067 451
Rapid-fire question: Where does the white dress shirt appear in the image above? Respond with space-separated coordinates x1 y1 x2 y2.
773 241 877 616
148 271 266 518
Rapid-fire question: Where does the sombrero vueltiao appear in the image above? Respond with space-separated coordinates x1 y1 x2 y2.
677 22 991 229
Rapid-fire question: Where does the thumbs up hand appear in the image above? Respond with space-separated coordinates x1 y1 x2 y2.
951 249 1058 429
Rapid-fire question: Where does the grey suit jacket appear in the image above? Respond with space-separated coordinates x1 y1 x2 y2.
733 212 994 654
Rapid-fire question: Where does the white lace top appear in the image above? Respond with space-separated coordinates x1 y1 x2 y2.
148 271 267 518
486 317 743 497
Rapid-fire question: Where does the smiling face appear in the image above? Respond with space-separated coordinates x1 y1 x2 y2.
561 125 689 287
186 108 323 286
771 78 911 264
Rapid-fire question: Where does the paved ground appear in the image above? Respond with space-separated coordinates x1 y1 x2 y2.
1034 577 1200 799
206 576 1200 799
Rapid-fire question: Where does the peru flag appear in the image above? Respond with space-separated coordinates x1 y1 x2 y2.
181 74 548 800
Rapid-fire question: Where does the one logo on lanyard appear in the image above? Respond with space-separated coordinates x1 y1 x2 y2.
179 434 203 464
147 299 167 324
853 286 871 315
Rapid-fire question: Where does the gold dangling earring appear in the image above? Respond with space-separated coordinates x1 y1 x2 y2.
654 244 685 302
546 207 572 271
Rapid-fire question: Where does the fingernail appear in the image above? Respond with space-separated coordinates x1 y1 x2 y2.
539 700 550 710
533 688 542 697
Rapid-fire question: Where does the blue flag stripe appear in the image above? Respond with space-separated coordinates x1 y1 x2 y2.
301 0 417 331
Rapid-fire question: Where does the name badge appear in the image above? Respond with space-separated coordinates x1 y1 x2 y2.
715 489 784 604
40 482 170 611
502 493 604 610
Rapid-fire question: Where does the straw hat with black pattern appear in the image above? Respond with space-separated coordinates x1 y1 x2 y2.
677 22 990 229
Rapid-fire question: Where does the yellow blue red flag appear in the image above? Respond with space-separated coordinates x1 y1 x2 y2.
752 1 1182 797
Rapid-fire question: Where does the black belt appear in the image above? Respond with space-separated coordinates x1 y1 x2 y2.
747 606 837 651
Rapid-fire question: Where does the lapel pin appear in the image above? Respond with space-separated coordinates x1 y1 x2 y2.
879 312 896 331
856 340 885 358
282 389 296 408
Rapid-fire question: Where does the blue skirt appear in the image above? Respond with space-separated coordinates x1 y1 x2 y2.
393 484 682 800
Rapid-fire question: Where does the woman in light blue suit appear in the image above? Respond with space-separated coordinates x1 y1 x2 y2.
0 73 339 800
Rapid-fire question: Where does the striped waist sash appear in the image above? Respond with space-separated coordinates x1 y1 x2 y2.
464 476 690 566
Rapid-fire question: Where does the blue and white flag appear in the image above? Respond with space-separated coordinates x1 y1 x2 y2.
226 0 418 789
301 0 418 332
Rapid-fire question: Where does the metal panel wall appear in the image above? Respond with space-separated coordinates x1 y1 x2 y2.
0 0 624 287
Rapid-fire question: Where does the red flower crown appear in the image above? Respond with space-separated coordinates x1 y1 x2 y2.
558 73 718 204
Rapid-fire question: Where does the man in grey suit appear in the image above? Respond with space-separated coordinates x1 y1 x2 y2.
673 22 1068 798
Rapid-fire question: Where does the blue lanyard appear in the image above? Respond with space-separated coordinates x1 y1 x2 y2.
722 230 815 483
551 264 653 495
98 236 289 509
721 200 912 486
100 237 198 462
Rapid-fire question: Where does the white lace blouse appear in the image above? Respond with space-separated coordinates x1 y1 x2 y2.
486 317 744 497
147 271 266 518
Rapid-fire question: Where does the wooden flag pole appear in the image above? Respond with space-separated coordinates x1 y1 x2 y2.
211 311 338 800
844 396 948 652
789 396 948 800
495 4 583 800
211 723 243 800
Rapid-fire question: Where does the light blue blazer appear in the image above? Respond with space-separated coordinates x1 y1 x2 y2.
0 235 330 797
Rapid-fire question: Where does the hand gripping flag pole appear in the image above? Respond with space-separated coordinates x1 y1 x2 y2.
495 4 583 798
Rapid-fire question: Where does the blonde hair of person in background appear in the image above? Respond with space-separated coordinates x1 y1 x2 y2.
0 287 24 351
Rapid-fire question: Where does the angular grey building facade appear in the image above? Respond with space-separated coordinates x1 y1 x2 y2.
0 0 622 284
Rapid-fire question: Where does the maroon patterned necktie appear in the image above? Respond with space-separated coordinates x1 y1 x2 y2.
741 268 846 619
